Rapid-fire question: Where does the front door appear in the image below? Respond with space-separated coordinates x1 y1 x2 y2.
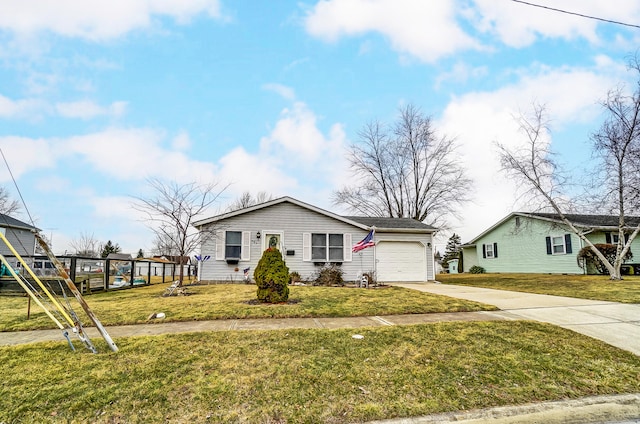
263 232 283 251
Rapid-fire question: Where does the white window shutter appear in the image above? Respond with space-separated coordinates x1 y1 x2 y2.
302 233 311 262
343 233 352 262
241 231 251 261
215 230 225 260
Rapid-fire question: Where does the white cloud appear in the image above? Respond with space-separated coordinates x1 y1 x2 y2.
63 127 219 184
55 100 127 119
172 131 192 151
218 146 297 196
262 83 296 101
0 0 225 41
0 136 61 181
471 0 640 48
304 0 481 62
435 62 489 88
218 101 349 203
34 174 71 193
0 94 48 119
260 102 346 160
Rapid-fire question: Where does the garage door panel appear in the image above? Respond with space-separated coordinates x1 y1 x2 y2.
377 241 426 282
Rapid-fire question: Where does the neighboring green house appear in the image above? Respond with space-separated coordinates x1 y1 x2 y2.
461 212 640 274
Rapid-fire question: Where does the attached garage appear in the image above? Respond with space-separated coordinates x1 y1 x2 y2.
376 240 427 282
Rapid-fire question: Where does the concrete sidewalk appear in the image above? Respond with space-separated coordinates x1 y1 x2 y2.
393 282 640 356
0 310 511 347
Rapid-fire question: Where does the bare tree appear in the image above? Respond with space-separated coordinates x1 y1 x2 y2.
498 80 640 279
0 186 20 216
333 104 471 228
69 232 102 257
226 191 273 212
151 232 180 256
132 178 226 285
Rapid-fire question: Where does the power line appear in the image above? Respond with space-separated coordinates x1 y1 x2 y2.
511 0 640 30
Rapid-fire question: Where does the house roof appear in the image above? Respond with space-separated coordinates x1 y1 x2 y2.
106 253 133 261
463 211 640 247
343 216 436 233
526 212 640 228
0 213 39 231
193 196 437 233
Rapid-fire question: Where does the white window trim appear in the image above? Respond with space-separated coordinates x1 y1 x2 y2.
485 243 494 259
216 230 251 261
302 233 311 261
303 232 350 262
215 230 225 261
551 235 566 255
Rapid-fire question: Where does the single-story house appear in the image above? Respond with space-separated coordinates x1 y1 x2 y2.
193 196 437 283
461 212 640 274
0 213 39 258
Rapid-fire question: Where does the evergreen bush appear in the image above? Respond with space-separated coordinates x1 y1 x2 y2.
469 265 485 274
254 248 289 303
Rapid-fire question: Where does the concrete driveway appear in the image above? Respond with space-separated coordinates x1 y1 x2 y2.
393 282 640 356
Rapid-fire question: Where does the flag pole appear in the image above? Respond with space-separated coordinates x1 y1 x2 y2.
372 226 376 282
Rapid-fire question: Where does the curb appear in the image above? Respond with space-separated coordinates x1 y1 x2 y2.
366 393 640 423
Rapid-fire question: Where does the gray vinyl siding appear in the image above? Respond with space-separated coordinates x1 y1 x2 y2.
0 227 36 257
199 202 372 282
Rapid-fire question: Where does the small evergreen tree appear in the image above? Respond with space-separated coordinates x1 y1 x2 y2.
442 233 462 269
136 249 145 258
101 240 122 258
254 248 289 303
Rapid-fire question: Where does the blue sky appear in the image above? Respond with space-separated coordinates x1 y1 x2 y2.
1 0 639 255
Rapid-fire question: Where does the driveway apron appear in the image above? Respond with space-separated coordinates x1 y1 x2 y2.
393 282 640 356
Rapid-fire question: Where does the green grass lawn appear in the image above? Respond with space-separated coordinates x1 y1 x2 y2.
1 321 639 423
0 283 496 331
437 273 640 303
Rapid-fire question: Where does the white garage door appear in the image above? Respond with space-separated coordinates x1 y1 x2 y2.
376 241 426 282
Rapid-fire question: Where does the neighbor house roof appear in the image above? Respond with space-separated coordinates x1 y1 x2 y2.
463 212 640 247
526 213 640 228
106 253 133 261
193 196 437 233
0 213 39 231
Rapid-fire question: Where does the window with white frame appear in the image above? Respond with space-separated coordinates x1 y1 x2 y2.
485 243 494 258
328 234 344 261
552 236 565 254
312 233 344 262
545 234 573 255
482 242 497 259
225 231 242 259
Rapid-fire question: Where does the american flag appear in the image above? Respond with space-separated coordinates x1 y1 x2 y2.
352 229 375 253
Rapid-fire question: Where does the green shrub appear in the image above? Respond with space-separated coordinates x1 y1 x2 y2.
469 265 485 274
254 248 289 303
313 264 344 286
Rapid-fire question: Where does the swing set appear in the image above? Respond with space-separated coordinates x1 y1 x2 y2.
0 149 117 353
